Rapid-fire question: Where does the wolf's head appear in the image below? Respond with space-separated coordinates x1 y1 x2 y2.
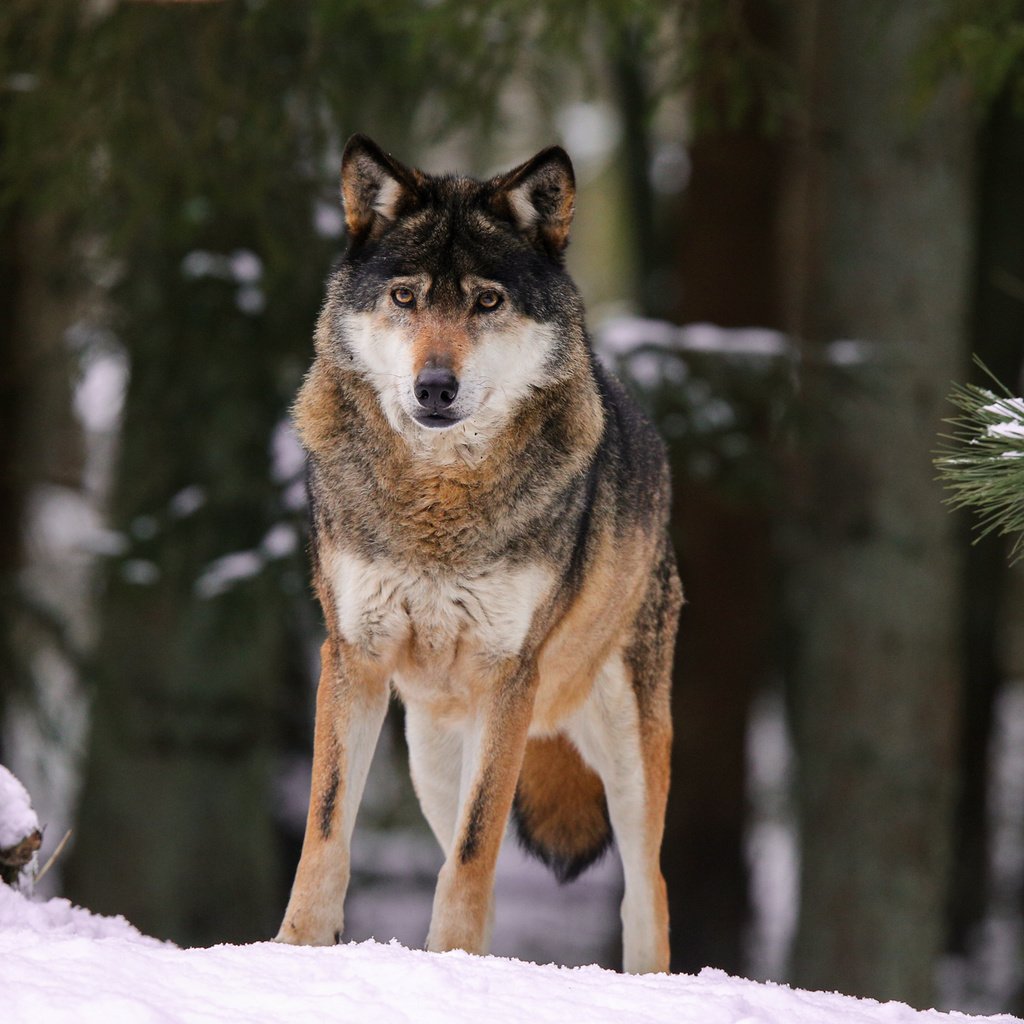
315 135 589 452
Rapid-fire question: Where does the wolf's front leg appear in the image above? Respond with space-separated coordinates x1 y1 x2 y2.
276 638 389 945
425 663 538 955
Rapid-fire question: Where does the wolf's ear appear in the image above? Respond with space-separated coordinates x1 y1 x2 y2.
490 147 576 257
340 134 421 241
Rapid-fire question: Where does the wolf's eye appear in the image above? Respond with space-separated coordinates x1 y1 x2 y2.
391 286 416 308
477 290 503 312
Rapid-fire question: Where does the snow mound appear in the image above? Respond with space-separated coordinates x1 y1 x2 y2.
0 764 39 849
0 889 1018 1024
0 884 162 946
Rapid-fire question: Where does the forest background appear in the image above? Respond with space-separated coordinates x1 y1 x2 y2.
3 0 1024 1015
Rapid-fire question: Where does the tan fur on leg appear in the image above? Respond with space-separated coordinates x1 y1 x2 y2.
425 665 539 955
276 639 389 945
567 653 671 973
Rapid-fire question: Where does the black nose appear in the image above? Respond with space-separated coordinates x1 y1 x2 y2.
414 368 459 411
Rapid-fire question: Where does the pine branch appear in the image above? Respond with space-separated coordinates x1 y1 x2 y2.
935 358 1024 560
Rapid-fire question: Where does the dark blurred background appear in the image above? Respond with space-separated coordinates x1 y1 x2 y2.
3 0 1024 1015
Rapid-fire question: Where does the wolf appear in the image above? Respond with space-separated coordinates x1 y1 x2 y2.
275 135 682 974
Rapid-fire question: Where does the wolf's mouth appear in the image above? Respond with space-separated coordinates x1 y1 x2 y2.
412 412 464 430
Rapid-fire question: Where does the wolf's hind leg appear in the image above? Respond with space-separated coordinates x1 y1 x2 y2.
276 639 389 945
568 650 672 974
424 663 538 957
406 703 498 950
405 702 461 854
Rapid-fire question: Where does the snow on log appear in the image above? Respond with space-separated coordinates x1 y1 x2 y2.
0 765 42 888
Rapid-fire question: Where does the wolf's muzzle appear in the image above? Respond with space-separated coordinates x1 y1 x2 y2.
413 368 461 427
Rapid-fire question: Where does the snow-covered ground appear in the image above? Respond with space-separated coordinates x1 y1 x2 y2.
0 885 1019 1024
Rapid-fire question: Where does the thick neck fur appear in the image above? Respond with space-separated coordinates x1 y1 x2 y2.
293 354 604 570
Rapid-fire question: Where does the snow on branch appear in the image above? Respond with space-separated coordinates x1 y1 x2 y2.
935 360 1024 560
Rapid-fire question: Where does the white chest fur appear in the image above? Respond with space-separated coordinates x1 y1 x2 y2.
327 549 552 677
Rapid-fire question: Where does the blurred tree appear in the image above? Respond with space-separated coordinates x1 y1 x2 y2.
0 4 91 806
0 188 27 751
16 0 427 943
946 79 1024 961
59 2 336 943
888 4 1024 1004
0 204 37 749
0 214 87 766
659 0 790 977
782 0 973 1004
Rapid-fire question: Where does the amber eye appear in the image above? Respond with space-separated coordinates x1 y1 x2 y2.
391 286 416 308
477 290 503 312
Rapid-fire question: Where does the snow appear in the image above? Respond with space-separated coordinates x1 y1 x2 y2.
745 689 799 980
0 886 1018 1024
827 339 874 366
181 248 263 284
228 249 263 284
983 398 1024 420
194 550 265 598
261 522 299 558
595 317 881 369
180 248 267 314
988 422 1024 441
982 398 1024 442
269 420 305 484
957 680 1024 1005
0 885 156 946
0 765 39 849
270 419 308 510
169 485 208 518
597 317 790 359
192 524 298 598
555 101 621 183
73 346 129 433
314 199 345 238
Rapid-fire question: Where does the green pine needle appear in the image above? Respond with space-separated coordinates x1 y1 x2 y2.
935 357 1024 560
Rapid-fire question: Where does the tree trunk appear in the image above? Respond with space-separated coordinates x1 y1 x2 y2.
64 244 290 946
664 483 773 975
947 83 1024 956
783 1 972 1004
0 201 87 843
0 203 28 754
610 26 665 321
659 0 787 975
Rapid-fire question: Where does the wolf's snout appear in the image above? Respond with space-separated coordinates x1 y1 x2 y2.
414 368 459 411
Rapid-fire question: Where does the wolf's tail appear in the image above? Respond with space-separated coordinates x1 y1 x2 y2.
512 734 612 883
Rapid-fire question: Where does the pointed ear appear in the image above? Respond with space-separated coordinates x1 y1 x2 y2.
489 146 576 256
340 134 422 241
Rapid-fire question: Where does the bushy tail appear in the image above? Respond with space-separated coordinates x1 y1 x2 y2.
512 734 612 884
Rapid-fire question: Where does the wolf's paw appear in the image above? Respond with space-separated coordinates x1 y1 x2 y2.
273 918 342 946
